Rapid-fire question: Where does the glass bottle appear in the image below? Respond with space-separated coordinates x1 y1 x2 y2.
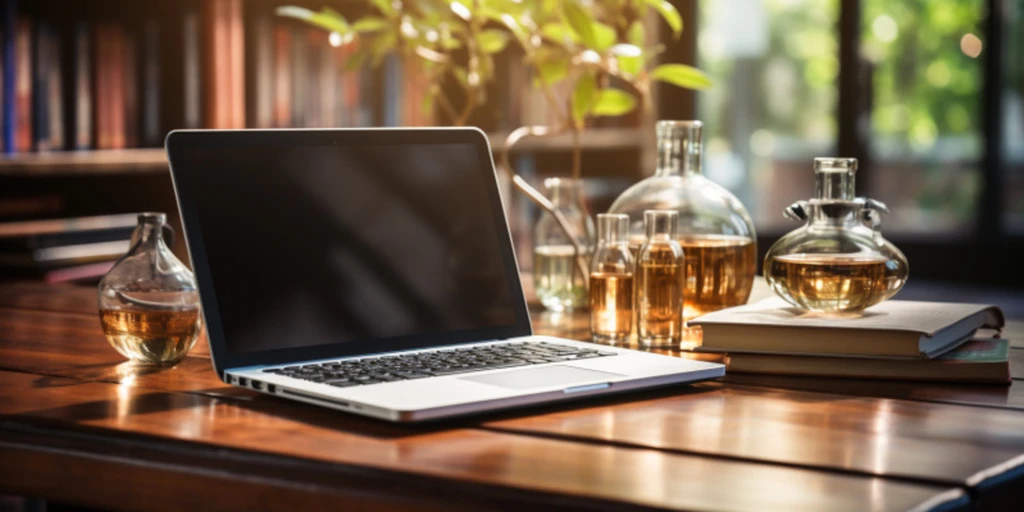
636 210 685 348
608 120 757 323
534 177 596 312
763 158 909 313
589 213 634 344
97 213 202 365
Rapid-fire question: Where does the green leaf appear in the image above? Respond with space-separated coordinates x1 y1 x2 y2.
352 16 389 33
541 23 578 43
617 54 643 77
497 13 529 44
644 0 682 36
592 22 616 52
650 63 712 89
276 6 351 34
534 58 568 86
591 89 637 116
627 20 644 47
571 72 598 124
453 68 469 88
369 0 395 17
478 29 510 54
561 0 597 48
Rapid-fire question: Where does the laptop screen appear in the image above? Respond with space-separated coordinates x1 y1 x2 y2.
171 130 530 365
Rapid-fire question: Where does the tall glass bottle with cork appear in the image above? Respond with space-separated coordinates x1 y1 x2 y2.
608 121 757 323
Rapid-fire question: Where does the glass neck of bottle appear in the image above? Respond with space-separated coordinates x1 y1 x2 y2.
645 212 677 240
655 122 702 177
597 215 628 245
133 213 168 250
547 179 580 208
807 202 860 229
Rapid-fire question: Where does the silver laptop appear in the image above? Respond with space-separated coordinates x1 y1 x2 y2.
165 127 724 422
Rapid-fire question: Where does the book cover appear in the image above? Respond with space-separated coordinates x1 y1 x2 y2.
13 16 31 152
289 25 306 127
1 0 15 152
45 25 62 150
141 19 160 146
272 23 291 128
182 9 201 129
123 30 138 148
31 22 49 151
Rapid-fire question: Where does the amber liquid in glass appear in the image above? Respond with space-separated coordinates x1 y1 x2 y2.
589 272 633 344
100 307 202 364
636 244 684 347
630 235 754 322
767 254 890 312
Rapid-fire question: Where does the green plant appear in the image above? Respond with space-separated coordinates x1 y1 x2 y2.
278 0 711 179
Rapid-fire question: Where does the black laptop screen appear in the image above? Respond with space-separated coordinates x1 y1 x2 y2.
177 138 525 357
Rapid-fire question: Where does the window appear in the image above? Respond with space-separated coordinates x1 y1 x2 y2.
698 0 839 233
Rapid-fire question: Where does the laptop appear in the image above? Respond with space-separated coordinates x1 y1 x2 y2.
165 127 724 422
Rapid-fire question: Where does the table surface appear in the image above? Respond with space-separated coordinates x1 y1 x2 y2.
1 281 1023 511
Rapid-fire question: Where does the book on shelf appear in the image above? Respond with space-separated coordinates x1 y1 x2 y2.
691 297 1006 359
726 338 1012 384
203 0 245 129
71 23 92 150
12 16 30 152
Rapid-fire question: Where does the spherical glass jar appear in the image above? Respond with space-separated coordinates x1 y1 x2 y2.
97 213 202 365
608 120 757 321
763 158 909 313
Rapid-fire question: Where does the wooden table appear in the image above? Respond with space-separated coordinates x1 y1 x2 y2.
2 282 1023 511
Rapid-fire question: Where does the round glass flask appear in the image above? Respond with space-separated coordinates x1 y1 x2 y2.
608 120 757 322
763 158 909 313
97 213 202 365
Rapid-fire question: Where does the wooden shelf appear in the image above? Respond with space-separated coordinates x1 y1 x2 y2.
0 128 649 176
0 149 169 176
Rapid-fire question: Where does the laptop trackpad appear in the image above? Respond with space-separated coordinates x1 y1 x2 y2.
461 365 624 390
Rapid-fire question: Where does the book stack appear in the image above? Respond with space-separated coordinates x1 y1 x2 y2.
691 298 1010 384
0 214 137 283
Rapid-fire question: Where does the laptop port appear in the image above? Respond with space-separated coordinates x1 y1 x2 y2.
238 377 249 387
252 380 264 391
267 384 277 393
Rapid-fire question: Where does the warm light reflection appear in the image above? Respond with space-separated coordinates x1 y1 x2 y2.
870 400 894 473
960 33 983 58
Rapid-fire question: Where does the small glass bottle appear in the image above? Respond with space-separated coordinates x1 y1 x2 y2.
636 210 685 348
533 177 596 312
764 158 909 313
589 213 634 344
608 121 757 323
98 213 202 365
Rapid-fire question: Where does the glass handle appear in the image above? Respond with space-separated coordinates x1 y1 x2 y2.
162 224 176 247
856 196 889 214
783 200 810 222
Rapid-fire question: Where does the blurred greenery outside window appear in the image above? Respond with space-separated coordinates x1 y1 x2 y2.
1005 0 1024 233
697 0 994 235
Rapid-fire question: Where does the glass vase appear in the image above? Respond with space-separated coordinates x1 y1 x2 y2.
533 177 595 312
764 158 909 313
97 213 202 365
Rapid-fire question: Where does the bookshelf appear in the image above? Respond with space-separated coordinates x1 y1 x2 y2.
0 127 650 176
0 0 691 278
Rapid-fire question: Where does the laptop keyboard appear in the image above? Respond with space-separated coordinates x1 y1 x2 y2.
262 342 617 388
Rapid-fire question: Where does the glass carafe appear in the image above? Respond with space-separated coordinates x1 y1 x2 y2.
98 213 202 365
534 177 595 312
763 158 909 313
589 213 634 344
636 210 685 348
608 120 757 322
